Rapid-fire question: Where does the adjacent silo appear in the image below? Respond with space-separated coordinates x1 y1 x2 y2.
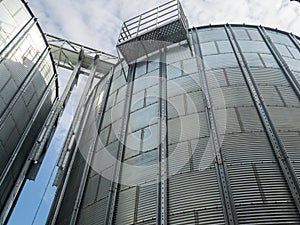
0 0 58 222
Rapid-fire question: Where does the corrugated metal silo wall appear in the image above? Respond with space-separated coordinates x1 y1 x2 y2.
0 0 57 212
54 25 300 225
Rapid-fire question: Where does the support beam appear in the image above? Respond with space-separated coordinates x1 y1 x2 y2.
65 55 99 224
55 55 98 175
157 48 168 225
191 28 238 225
258 26 300 99
48 90 97 225
47 62 113 225
29 50 84 165
105 64 136 225
225 24 300 214
45 34 118 76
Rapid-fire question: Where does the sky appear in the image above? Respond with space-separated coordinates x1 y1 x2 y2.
8 69 87 225
27 0 300 54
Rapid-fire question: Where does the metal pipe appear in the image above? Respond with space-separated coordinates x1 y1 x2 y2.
65 56 100 224
30 49 84 166
48 90 96 225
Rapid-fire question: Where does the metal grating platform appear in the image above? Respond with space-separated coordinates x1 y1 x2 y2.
117 0 189 63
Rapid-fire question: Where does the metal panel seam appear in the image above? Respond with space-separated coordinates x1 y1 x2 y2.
157 48 168 225
225 24 300 214
258 26 300 99
191 27 238 225
0 75 57 225
105 63 136 225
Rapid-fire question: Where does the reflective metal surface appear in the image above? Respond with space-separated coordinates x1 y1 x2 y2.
0 0 58 223
50 24 300 225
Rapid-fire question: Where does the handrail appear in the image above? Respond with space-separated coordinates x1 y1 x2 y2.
117 0 188 44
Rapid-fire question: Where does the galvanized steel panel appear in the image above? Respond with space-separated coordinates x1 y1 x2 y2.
137 183 157 222
115 188 136 225
223 132 275 163
237 107 264 132
236 202 300 224
206 69 228 88
268 107 300 131
239 40 270 53
97 176 113 201
276 85 300 107
1 78 18 105
168 141 191 174
190 137 214 171
267 30 295 46
225 67 246 85
284 56 300 72
81 174 100 208
166 44 191 64
231 27 251 40
168 113 208 144
258 86 285 106
217 86 253 108
203 53 238 69
77 198 108 225
198 28 228 42
250 67 289 85
168 170 224 220
55 24 300 225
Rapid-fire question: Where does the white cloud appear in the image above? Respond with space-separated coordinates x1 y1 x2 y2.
27 0 300 54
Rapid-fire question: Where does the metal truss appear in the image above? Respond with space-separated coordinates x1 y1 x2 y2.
45 34 118 77
29 35 118 193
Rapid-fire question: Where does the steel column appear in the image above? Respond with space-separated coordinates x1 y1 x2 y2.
54 55 98 172
29 50 84 167
67 56 101 224
191 28 238 225
225 24 300 214
48 90 97 225
105 64 136 225
157 49 168 225
69 66 114 224
289 33 300 53
47 65 113 225
258 26 300 98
